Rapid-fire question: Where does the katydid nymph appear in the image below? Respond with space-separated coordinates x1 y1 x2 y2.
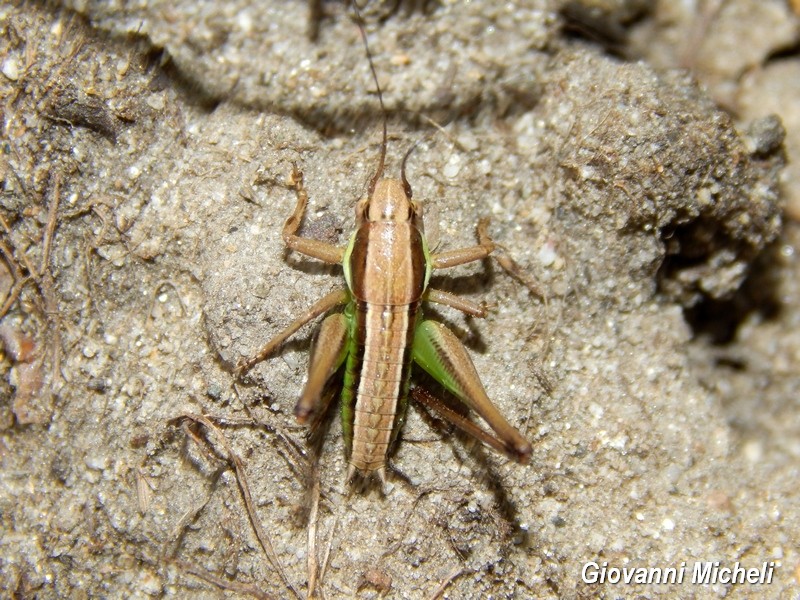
236 8 532 487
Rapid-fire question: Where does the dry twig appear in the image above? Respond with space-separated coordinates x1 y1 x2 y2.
173 413 302 600
171 558 275 600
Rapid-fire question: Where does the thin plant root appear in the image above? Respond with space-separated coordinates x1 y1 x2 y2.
170 413 302 600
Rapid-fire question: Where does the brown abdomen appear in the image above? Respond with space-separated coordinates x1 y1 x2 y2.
347 300 420 473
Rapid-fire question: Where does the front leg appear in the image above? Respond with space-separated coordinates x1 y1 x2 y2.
431 218 495 270
282 165 345 264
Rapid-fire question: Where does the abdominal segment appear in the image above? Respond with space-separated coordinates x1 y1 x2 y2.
342 301 419 474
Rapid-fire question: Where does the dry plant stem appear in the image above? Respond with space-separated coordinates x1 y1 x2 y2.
165 473 218 559
317 504 340 599
40 174 63 390
0 173 68 392
198 414 308 481
40 275 61 388
177 413 302 600
307 0 323 41
0 213 37 277
378 489 435 562
135 467 153 515
415 113 469 153
0 230 32 320
0 276 31 320
306 463 322 599
40 174 61 277
171 558 275 600
0 239 24 280
428 567 467 600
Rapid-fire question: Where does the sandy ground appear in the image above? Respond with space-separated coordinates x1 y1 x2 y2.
1 0 798 598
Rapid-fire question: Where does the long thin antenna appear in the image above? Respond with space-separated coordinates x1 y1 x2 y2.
352 1 387 194
400 141 418 199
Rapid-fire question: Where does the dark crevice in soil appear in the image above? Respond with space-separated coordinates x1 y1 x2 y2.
682 242 783 345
